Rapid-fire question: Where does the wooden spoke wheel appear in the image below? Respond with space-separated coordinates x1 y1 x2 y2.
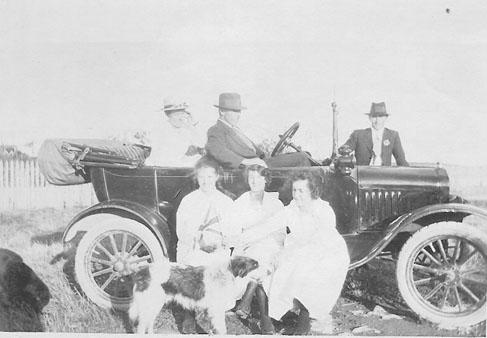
397 222 487 328
74 218 165 310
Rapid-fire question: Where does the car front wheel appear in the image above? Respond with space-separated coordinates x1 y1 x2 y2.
74 217 165 310
396 221 487 328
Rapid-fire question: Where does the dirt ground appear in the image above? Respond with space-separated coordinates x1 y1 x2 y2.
332 259 486 337
148 258 485 336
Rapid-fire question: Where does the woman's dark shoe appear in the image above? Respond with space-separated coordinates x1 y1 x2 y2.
293 307 310 335
260 315 275 335
254 284 275 334
235 281 258 319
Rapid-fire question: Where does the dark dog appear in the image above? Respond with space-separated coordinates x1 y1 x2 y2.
129 255 258 334
0 248 51 331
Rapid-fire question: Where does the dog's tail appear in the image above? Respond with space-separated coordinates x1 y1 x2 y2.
129 260 171 324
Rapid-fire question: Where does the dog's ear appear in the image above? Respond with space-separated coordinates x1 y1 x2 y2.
3 260 50 312
21 264 51 311
229 256 259 278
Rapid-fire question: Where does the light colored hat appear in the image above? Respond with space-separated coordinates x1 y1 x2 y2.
213 93 246 112
367 102 388 117
162 97 190 114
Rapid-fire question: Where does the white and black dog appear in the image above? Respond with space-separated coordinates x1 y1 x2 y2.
129 255 258 334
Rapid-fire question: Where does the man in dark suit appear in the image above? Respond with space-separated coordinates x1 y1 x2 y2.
339 102 408 166
206 93 310 168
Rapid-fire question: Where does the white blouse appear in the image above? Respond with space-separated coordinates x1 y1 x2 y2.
145 118 205 167
231 191 283 232
176 189 234 264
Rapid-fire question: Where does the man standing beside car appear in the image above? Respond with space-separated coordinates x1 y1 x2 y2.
339 102 408 166
206 92 311 169
145 98 206 167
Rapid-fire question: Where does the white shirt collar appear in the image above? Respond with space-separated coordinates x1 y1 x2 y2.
371 128 384 166
371 127 384 136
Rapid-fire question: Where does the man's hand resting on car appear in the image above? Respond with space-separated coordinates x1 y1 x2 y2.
241 158 267 167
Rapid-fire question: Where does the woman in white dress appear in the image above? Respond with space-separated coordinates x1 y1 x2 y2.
175 157 234 333
145 98 206 167
239 171 350 335
176 157 234 266
230 165 283 330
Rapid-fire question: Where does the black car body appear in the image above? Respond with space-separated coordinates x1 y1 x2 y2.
40 128 486 328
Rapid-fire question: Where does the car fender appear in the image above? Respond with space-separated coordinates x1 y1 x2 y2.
62 199 170 257
395 202 487 230
350 203 487 269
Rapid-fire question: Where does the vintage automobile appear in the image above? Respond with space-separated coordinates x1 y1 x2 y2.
38 115 487 329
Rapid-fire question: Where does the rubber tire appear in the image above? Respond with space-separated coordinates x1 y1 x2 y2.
396 221 487 328
74 217 166 310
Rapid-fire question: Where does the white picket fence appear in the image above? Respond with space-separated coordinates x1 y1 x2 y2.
0 159 96 210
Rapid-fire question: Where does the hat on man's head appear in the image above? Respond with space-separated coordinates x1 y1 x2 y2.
367 102 388 117
213 93 246 112
162 97 190 115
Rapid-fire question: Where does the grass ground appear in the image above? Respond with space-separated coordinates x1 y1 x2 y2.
0 206 486 335
0 208 135 333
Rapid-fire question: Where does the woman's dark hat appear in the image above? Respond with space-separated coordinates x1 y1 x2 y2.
367 102 388 117
214 93 246 111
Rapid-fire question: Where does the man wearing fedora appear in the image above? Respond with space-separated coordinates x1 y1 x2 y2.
145 98 205 167
339 102 408 166
206 93 310 169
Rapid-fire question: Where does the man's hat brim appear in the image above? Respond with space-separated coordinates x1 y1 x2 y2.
213 104 246 111
162 108 191 114
365 112 389 117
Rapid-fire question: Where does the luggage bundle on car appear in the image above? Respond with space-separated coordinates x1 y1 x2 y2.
37 139 151 185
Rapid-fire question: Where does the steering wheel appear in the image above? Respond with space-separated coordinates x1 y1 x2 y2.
271 122 300 157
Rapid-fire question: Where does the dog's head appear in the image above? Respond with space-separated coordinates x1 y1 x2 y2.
229 256 259 278
0 248 51 312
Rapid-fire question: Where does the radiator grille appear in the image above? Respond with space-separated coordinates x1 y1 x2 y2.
360 189 407 227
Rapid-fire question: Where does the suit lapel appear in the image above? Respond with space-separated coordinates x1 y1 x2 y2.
217 120 256 153
365 128 373 153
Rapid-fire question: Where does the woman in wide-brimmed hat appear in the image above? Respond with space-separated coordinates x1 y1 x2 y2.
145 97 206 167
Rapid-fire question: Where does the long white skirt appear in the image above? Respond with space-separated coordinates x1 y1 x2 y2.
267 238 350 320
233 236 282 293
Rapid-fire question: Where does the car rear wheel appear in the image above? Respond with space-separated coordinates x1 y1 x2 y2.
396 222 487 328
74 217 165 310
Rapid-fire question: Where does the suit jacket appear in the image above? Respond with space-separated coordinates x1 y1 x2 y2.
206 120 264 168
341 128 408 166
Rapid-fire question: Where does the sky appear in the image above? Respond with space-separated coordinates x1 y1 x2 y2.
1 0 487 165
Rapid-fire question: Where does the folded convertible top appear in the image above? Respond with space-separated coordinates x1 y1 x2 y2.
37 139 150 185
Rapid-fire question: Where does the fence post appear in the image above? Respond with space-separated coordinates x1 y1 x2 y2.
0 158 95 211
15 160 20 187
0 160 4 210
6 160 11 188
0 159 3 188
